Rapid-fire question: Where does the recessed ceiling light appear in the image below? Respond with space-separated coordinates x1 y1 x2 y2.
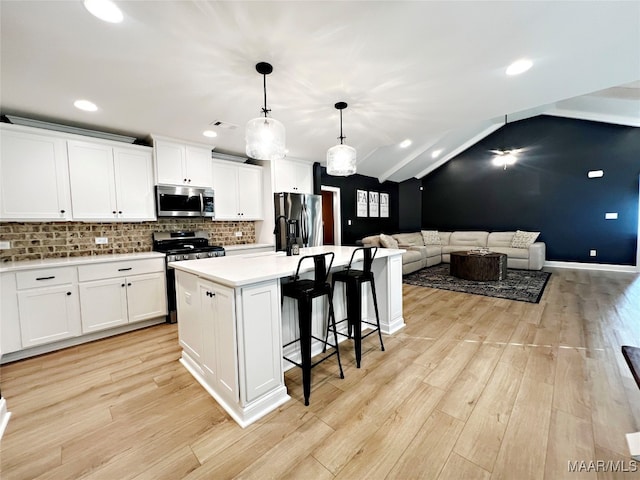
588 170 604 178
506 58 533 76
83 0 123 23
431 149 442 158
74 99 98 112
399 139 412 148
203 130 218 138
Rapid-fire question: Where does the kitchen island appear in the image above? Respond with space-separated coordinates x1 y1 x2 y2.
170 245 405 427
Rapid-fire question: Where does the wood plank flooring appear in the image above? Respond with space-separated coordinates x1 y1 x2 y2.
1 267 639 479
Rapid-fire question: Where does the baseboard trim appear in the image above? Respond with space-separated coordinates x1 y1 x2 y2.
544 261 638 273
0 397 11 440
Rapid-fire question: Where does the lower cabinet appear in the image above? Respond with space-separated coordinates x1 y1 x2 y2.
175 270 286 424
13 267 81 349
79 272 166 333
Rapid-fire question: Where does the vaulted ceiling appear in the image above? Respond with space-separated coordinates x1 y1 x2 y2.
1 1 638 183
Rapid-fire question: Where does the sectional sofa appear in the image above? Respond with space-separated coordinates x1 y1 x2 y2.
361 230 546 275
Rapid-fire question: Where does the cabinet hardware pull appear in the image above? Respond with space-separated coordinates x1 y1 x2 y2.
118 211 122 214
183 178 187 182
121 283 125 287
127 283 132 286
60 209 65 214
112 211 117 214
66 292 71 296
118 268 132 271
36 276 55 281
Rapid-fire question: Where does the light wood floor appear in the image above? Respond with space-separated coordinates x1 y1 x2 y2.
1 268 639 479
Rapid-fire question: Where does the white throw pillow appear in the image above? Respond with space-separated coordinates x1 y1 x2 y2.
511 230 540 248
421 230 441 245
379 233 399 249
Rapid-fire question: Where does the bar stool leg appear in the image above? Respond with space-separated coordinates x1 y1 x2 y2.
327 295 344 379
346 280 363 368
297 297 312 406
369 278 385 352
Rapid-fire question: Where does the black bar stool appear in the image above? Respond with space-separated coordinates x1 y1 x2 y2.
282 252 344 406
328 247 385 368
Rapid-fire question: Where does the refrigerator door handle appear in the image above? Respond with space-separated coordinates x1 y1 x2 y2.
301 203 309 246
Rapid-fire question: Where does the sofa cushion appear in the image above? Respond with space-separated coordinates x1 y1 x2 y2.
421 230 441 245
511 230 540 248
392 232 424 247
439 231 452 245
402 249 424 264
408 245 441 258
449 231 489 247
488 246 530 259
487 231 516 248
362 235 381 247
379 233 399 249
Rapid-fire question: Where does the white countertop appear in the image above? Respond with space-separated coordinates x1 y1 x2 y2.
169 245 405 287
0 252 166 273
223 243 274 252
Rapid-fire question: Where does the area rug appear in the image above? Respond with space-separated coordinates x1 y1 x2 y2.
403 264 551 303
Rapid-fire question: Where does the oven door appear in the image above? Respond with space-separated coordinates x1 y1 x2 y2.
156 185 214 217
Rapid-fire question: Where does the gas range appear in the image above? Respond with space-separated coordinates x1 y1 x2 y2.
152 231 225 263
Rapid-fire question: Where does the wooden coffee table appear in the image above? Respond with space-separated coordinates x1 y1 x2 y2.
450 251 507 281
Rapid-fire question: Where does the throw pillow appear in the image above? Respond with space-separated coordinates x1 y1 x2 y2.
421 230 441 245
379 233 399 249
511 230 540 248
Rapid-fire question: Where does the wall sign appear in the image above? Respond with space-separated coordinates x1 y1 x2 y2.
380 192 389 218
356 189 368 217
369 191 379 217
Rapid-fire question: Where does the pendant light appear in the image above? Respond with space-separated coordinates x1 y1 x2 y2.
245 62 286 160
326 102 356 176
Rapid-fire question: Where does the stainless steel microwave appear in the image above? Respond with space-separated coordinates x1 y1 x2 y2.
156 185 215 218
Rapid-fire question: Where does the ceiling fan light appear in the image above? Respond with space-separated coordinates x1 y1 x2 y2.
246 116 285 160
327 144 356 176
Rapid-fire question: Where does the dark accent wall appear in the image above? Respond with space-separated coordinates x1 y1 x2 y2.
399 178 422 232
320 167 399 245
421 115 640 265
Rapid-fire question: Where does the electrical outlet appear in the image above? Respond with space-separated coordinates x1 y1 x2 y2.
235 231 242 237
0 240 11 249
590 249 597 257
95 237 108 245
348 219 352 226
605 212 618 220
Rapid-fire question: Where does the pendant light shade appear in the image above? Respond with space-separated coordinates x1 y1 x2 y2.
246 62 286 160
326 102 356 176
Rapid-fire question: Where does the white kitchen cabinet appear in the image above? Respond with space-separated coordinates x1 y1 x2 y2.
153 137 212 187
67 140 155 221
211 160 263 220
78 260 166 334
13 267 81 348
0 124 72 221
199 280 238 404
273 158 312 194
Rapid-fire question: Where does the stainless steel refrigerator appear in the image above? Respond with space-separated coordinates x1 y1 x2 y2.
274 192 323 251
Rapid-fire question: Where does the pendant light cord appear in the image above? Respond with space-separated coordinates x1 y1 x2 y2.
338 109 345 144
262 74 270 118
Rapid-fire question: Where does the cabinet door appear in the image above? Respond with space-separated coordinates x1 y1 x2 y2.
176 270 203 364
79 277 128 333
200 283 217 382
185 146 212 187
292 160 312 194
155 140 186 185
212 284 238 403
68 140 117 220
17 285 81 347
113 147 156 220
126 272 167 323
0 127 71 220
238 165 263 220
211 161 239 220
274 158 312 194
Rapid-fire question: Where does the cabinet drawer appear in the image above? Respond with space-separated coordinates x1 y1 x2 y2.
78 258 164 282
16 267 77 289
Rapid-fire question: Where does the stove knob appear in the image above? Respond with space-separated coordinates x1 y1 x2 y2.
183 254 189 260
167 255 174 262
208 252 215 257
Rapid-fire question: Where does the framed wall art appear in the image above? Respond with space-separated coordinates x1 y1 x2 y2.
380 192 389 218
356 189 368 217
369 191 379 217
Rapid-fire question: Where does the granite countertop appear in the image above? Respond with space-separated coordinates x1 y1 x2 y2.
0 251 166 273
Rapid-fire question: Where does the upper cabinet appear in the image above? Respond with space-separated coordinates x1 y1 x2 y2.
211 160 263 221
153 136 213 187
273 158 312 194
68 140 155 221
0 124 72 221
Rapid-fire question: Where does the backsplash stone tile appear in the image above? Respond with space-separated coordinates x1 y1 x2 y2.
0 220 256 263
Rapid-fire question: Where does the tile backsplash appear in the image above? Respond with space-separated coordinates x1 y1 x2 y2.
0 219 256 263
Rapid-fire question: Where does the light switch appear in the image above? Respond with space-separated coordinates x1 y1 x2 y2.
605 212 618 220
590 250 597 257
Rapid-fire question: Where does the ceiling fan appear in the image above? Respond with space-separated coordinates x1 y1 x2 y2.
490 115 522 169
